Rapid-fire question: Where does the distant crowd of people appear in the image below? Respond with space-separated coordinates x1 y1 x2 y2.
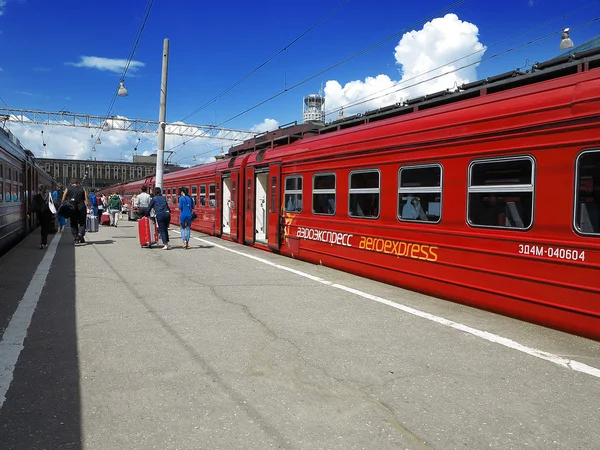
30 179 195 250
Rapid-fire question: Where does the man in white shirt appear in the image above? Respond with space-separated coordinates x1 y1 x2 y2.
135 185 152 218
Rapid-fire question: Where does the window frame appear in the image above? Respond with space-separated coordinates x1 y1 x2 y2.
209 183 216 207
574 149 600 237
467 155 535 231
284 174 303 213
200 184 207 207
397 163 443 224
191 185 198 206
312 172 336 216
348 168 380 220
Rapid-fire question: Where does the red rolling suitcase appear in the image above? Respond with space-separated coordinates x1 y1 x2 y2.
138 216 158 248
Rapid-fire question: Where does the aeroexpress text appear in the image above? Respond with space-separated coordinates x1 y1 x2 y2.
358 236 438 262
296 227 353 247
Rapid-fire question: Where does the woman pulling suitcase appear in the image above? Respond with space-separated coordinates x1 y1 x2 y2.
145 187 171 250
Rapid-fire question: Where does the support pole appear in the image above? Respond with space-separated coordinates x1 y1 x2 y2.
155 38 170 190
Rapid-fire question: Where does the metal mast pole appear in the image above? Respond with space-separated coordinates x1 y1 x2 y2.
155 38 170 190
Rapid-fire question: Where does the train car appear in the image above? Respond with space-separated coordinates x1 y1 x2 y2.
100 176 155 220
163 163 219 235
0 127 52 256
105 49 600 340
237 49 600 341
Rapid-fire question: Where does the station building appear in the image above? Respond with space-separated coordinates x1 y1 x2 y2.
37 154 184 190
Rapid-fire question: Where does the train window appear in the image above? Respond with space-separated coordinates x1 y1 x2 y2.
200 185 206 206
398 164 442 223
467 157 534 229
284 175 302 213
575 150 600 235
313 173 336 215
349 169 380 219
5 183 11 202
209 184 216 207
191 185 197 206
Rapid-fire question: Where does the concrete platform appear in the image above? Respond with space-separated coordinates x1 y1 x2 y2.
1 221 599 450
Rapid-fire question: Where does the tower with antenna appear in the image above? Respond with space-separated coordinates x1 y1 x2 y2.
302 88 325 125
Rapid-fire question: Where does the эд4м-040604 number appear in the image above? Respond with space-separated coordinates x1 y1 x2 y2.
518 244 585 262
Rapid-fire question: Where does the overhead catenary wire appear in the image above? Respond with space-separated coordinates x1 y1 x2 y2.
0 95 53 156
166 0 469 154
90 0 155 155
171 13 600 163
0 95 35 134
178 0 351 123
324 0 600 117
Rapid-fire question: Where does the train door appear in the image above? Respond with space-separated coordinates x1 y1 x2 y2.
229 171 239 242
215 174 222 237
268 163 281 251
254 169 268 244
244 167 255 245
221 174 232 236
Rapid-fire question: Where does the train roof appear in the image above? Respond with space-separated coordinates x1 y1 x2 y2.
226 45 600 157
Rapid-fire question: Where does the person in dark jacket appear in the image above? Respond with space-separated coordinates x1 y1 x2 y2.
146 187 171 250
62 178 91 244
31 184 55 249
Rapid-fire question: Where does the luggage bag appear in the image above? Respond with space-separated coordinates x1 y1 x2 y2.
101 213 111 226
86 214 99 233
138 216 159 247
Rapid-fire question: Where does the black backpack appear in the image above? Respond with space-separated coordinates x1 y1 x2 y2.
31 193 50 214
31 194 44 214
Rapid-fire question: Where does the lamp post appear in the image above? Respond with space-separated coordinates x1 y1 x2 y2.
155 38 170 190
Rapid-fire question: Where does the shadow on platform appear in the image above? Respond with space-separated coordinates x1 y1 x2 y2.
87 239 116 245
0 231 83 449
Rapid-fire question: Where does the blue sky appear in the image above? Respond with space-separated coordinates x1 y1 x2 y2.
1 0 599 165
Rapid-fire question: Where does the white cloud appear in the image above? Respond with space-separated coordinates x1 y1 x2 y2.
17 91 42 97
0 0 7 16
251 118 279 133
324 14 486 118
66 56 145 74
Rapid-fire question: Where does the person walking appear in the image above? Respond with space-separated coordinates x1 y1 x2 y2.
108 193 122 227
88 188 99 219
62 178 91 244
178 187 194 249
146 187 171 250
31 184 55 249
52 182 66 232
135 185 152 219
97 193 105 220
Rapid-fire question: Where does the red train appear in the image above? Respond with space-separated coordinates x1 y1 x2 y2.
108 48 600 341
0 127 52 256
